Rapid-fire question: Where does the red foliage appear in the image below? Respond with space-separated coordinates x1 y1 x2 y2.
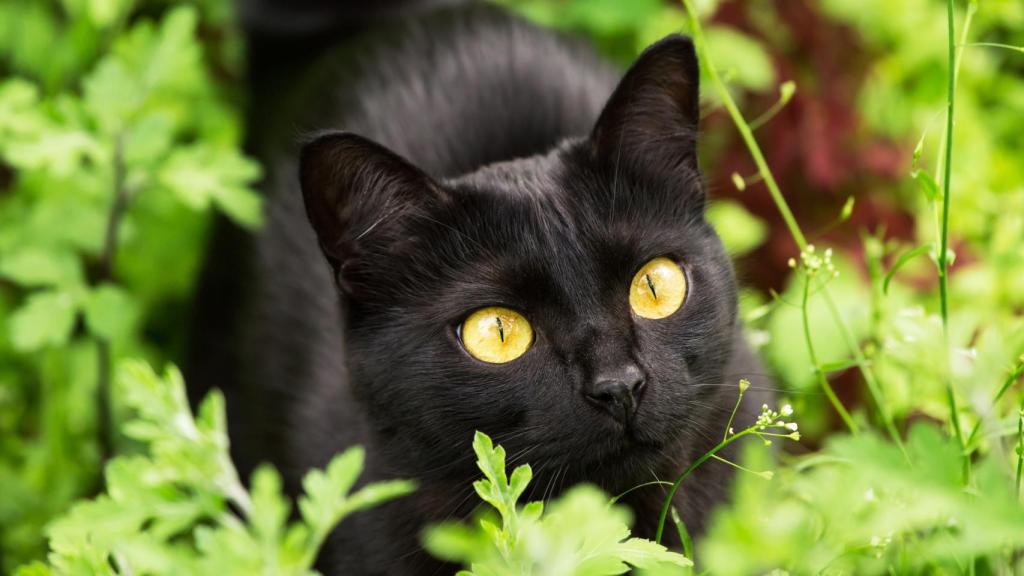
705 0 916 291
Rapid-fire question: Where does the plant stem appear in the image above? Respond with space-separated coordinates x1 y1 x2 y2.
965 356 1024 451
609 480 675 504
655 428 755 543
933 4 975 187
1016 404 1023 501
680 0 905 446
940 0 968 481
722 383 746 441
683 13 805 250
803 275 858 433
963 41 1023 53
96 135 132 462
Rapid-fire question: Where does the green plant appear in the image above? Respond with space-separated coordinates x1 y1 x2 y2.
701 424 1024 575
424 432 689 575
653 381 801 544
15 361 414 576
0 1 259 568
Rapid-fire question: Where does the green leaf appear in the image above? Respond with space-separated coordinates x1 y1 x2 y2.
8 290 79 351
249 465 289 550
671 506 693 564
84 0 136 29
704 25 776 92
839 196 855 222
342 480 417 518
4 125 104 177
83 5 204 133
83 283 139 341
820 357 865 373
707 200 768 256
611 537 692 569
299 447 365 534
0 79 48 141
423 523 489 563
156 144 263 228
883 244 933 294
122 111 174 168
429 433 690 573
12 562 52 576
83 57 143 134
911 169 940 201
0 247 83 287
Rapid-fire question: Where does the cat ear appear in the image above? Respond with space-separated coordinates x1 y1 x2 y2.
590 35 701 174
300 131 444 277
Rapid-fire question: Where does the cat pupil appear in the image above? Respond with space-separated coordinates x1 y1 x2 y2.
495 316 505 343
645 274 658 300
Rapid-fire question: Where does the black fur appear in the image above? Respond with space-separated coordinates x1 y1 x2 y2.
188 4 770 574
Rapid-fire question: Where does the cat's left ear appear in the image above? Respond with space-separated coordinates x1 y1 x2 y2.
590 35 701 175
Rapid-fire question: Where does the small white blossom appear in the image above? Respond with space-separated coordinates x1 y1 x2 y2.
791 243 839 277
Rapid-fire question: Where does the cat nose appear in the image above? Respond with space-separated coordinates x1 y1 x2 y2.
584 364 645 423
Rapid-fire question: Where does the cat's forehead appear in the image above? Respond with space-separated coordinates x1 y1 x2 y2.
440 146 698 256
444 159 603 258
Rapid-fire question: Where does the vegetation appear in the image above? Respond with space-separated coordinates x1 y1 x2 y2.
1 0 1022 574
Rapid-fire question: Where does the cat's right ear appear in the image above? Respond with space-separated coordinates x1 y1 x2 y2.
300 131 444 286
590 35 701 176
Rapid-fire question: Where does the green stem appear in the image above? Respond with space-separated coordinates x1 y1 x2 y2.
710 453 772 478
609 480 674 504
803 275 858 433
965 356 1024 450
681 1 804 250
820 288 904 453
722 384 746 441
748 84 793 130
655 428 755 543
963 42 1023 53
940 0 968 480
932 4 974 187
95 134 131 464
680 0 905 447
1016 405 1023 501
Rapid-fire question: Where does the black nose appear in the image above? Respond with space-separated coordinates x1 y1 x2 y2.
584 365 645 423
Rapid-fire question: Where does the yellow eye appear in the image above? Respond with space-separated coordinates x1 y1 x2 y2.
629 257 687 319
460 307 534 363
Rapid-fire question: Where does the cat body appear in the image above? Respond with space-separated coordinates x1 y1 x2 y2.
188 4 770 574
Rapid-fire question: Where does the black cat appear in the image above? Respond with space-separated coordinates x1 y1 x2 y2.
188 3 770 574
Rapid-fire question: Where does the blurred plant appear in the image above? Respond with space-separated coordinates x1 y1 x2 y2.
681 0 1024 571
14 361 414 576
424 431 689 575
701 424 1024 574
0 1 259 569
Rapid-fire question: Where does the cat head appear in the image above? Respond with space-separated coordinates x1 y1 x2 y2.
300 36 738 489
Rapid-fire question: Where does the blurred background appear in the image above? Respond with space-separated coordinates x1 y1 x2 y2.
1 0 1022 571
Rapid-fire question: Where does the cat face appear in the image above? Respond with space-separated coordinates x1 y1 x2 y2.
300 36 738 490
